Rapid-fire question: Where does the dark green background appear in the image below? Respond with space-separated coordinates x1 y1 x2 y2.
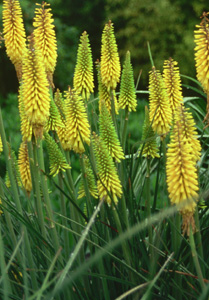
0 0 207 96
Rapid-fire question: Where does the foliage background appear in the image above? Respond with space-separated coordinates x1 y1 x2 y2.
0 0 207 96
0 0 207 174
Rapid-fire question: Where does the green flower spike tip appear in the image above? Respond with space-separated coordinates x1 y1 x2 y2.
119 51 137 112
139 106 160 158
100 101 124 162
73 31 94 101
45 133 71 177
93 133 122 206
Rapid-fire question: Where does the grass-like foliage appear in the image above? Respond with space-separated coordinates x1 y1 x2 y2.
0 1 209 299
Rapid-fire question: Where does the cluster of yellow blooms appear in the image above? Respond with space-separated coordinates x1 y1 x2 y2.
1 0 206 234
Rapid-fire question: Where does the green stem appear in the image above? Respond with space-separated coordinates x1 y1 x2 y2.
147 41 155 68
121 107 129 151
145 159 153 251
58 173 70 260
0 179 20 260
29 141 47 241
189 226 206 291
194 209 205 276
79 154 93 216
0 222 12 300
0 108 22 214
35 137 62 261
112 208 132 267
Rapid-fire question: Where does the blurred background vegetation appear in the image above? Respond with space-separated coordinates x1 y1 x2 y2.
0 0 207 96
0 0 207 175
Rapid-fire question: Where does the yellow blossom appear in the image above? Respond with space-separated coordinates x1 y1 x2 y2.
65 89 90 153
2 0 26 80
149 67 172 137
18 142 32 195
163 58 183 116
166 121 199 234
22 45 50 139
33 2 57 86
101 21 121 91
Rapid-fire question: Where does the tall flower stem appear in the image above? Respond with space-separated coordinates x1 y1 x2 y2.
194 209 205 275
172 213 182 300
79 154 93 216
58 173 70 260
121 107 129 151
35 137 62 262
112 207 132 269
0 179 20 260
0 222 12 299
145 159 153 257
28 141 47 242
0 108 22 214
189 227 206 291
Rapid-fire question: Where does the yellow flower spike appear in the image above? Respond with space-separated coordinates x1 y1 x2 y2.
54 90 72 150
2 0 26 80
44 133 71 176
96 60 119 114
18 142 32 195
22 44 50 139
166 121 199 235
174 104 201 162
100 101 124 162
194 12 209 93
139 106 160 158
163 58 183 116
149 67 172 138
194 12 209 125
92 133 122 206
119 51 137 111
78 156 98 199
73 31 94 101
33 1 57 86
101 21 121 91
65 88 90 153
18 84 32 142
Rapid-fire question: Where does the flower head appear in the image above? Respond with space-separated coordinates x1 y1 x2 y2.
93 133 122 206
18 84 32 142
18 142 32 195
96 60 119 114
163 58 183 116
33 2 57 86
166 120 199 234
119 51 137 111
101 21 121 91
99 102 124 162
65 88 90 153
149 67 172 137
139 106 160 158
174 104 201 163
2 0 26 80
45 133 70 176
194 12 209 93
73 31 94 100
194 12 209 125
22 43 50 139
78 156 98 199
